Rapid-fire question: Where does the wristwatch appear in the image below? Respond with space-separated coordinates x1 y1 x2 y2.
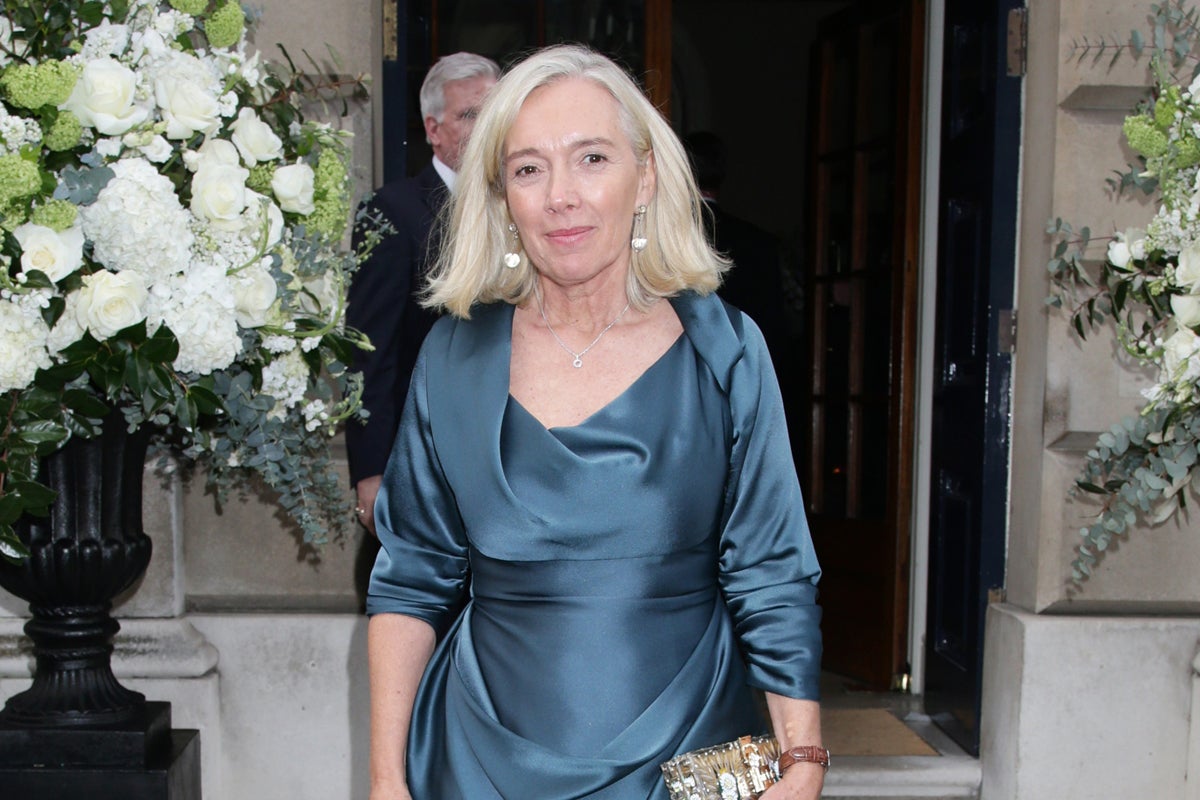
777 745 831 773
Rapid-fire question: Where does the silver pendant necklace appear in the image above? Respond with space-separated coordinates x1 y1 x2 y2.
537 292 631 368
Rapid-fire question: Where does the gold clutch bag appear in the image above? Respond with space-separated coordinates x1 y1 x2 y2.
659 735 782 800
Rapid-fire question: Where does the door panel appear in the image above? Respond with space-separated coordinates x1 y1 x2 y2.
802 0 923 690
924 0 1019 755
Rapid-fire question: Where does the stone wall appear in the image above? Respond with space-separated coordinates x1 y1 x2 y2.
989 1 1200 796
1008 0 1200 613
981 605 1200 799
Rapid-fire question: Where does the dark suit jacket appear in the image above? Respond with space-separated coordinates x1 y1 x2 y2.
704 200 788 364
346 163 447 484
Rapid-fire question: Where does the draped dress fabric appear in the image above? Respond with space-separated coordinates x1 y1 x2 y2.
367 291 822 800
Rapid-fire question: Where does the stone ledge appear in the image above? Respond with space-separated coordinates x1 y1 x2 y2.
1059 84 1149 112
0 618 218 680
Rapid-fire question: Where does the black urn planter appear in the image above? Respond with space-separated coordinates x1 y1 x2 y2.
0 418 153 728
0 419 202 798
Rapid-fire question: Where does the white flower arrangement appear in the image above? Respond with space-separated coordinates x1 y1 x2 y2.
1049 1 1200 583
0 0 376 559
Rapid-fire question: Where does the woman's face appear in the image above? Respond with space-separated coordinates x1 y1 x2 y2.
503 77 655 292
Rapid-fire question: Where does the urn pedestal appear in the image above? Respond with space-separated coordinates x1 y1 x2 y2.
0 421 201 798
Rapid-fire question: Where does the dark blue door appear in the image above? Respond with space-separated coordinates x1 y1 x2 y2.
924 0 1019 756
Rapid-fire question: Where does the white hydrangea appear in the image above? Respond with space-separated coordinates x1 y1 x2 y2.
0 110 42 155
152 10 194 39
261 349 309 415
47 293 85 355
94 136 124 158
80 157 195 283
262 334 297 353
79 19 131 60
0 296 52 392
303 399 328 432
147 261 241 375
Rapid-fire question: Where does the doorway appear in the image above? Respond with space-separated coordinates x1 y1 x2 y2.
381 0 1012 752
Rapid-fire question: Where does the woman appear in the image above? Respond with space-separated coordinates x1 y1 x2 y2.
367 45 824 800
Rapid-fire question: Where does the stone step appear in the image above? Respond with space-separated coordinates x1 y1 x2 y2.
822 712 981 800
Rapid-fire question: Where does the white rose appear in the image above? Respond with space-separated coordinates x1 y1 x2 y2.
62 58 149 136
232 262 278 328
244 191 285 248
297 271 335 315
0 17 14 68
76 270 148 339
1162 326 1200 379
1107 239 1132 269
184 137 241 172
13 223 85 282
1127 229 1147 261
156 74 221 139
271 163 316 215
1171 293 1200 329
230 108 283 166
1176 245 1200 291
190 162 250 229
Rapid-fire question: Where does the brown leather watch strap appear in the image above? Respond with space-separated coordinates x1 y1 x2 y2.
777 745 831 773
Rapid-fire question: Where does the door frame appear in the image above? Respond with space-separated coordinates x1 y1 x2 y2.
907 0 946 698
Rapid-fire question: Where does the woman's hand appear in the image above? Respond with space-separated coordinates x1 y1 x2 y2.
356 474 383 535
762 693 824 800
760 762 824 799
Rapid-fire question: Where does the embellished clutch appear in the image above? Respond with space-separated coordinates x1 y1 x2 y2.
659 735 782 800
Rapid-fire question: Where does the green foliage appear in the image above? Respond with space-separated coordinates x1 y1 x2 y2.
1051 1 1200 587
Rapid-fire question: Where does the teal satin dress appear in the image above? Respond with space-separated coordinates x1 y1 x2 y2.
367 292 822 799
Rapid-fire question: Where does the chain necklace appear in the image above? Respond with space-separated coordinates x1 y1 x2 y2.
536 292 631 368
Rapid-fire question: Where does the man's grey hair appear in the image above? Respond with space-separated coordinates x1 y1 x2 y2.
419 52 501 123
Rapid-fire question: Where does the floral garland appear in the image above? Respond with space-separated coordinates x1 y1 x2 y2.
0 0 376 560
1049 1 1200 583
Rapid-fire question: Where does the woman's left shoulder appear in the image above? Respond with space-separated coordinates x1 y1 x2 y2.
670 291 771 393
672 290 767 351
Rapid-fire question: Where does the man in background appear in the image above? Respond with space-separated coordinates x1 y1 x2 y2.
684 130 789 365
348 52 500 536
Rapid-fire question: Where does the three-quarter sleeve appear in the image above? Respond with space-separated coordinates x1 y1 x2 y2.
366 339 470 638
717 313 823 701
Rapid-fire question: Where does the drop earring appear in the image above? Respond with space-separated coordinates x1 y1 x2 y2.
503 223 521 268
631 205 648 251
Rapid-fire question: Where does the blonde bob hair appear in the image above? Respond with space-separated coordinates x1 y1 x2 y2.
423 44 728 318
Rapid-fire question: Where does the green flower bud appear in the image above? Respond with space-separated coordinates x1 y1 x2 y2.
30 199 79 232
43 110 83 152
306 197 349 243
0 201 29 232
205 3 246 50
247 162 276 194
314 149 347 193
170 0 210 14
1177 137 1200 168
1154 87 1180 131
1124 114 1169 159
0 154 42 208
1 61 79 109
307 150 350 241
